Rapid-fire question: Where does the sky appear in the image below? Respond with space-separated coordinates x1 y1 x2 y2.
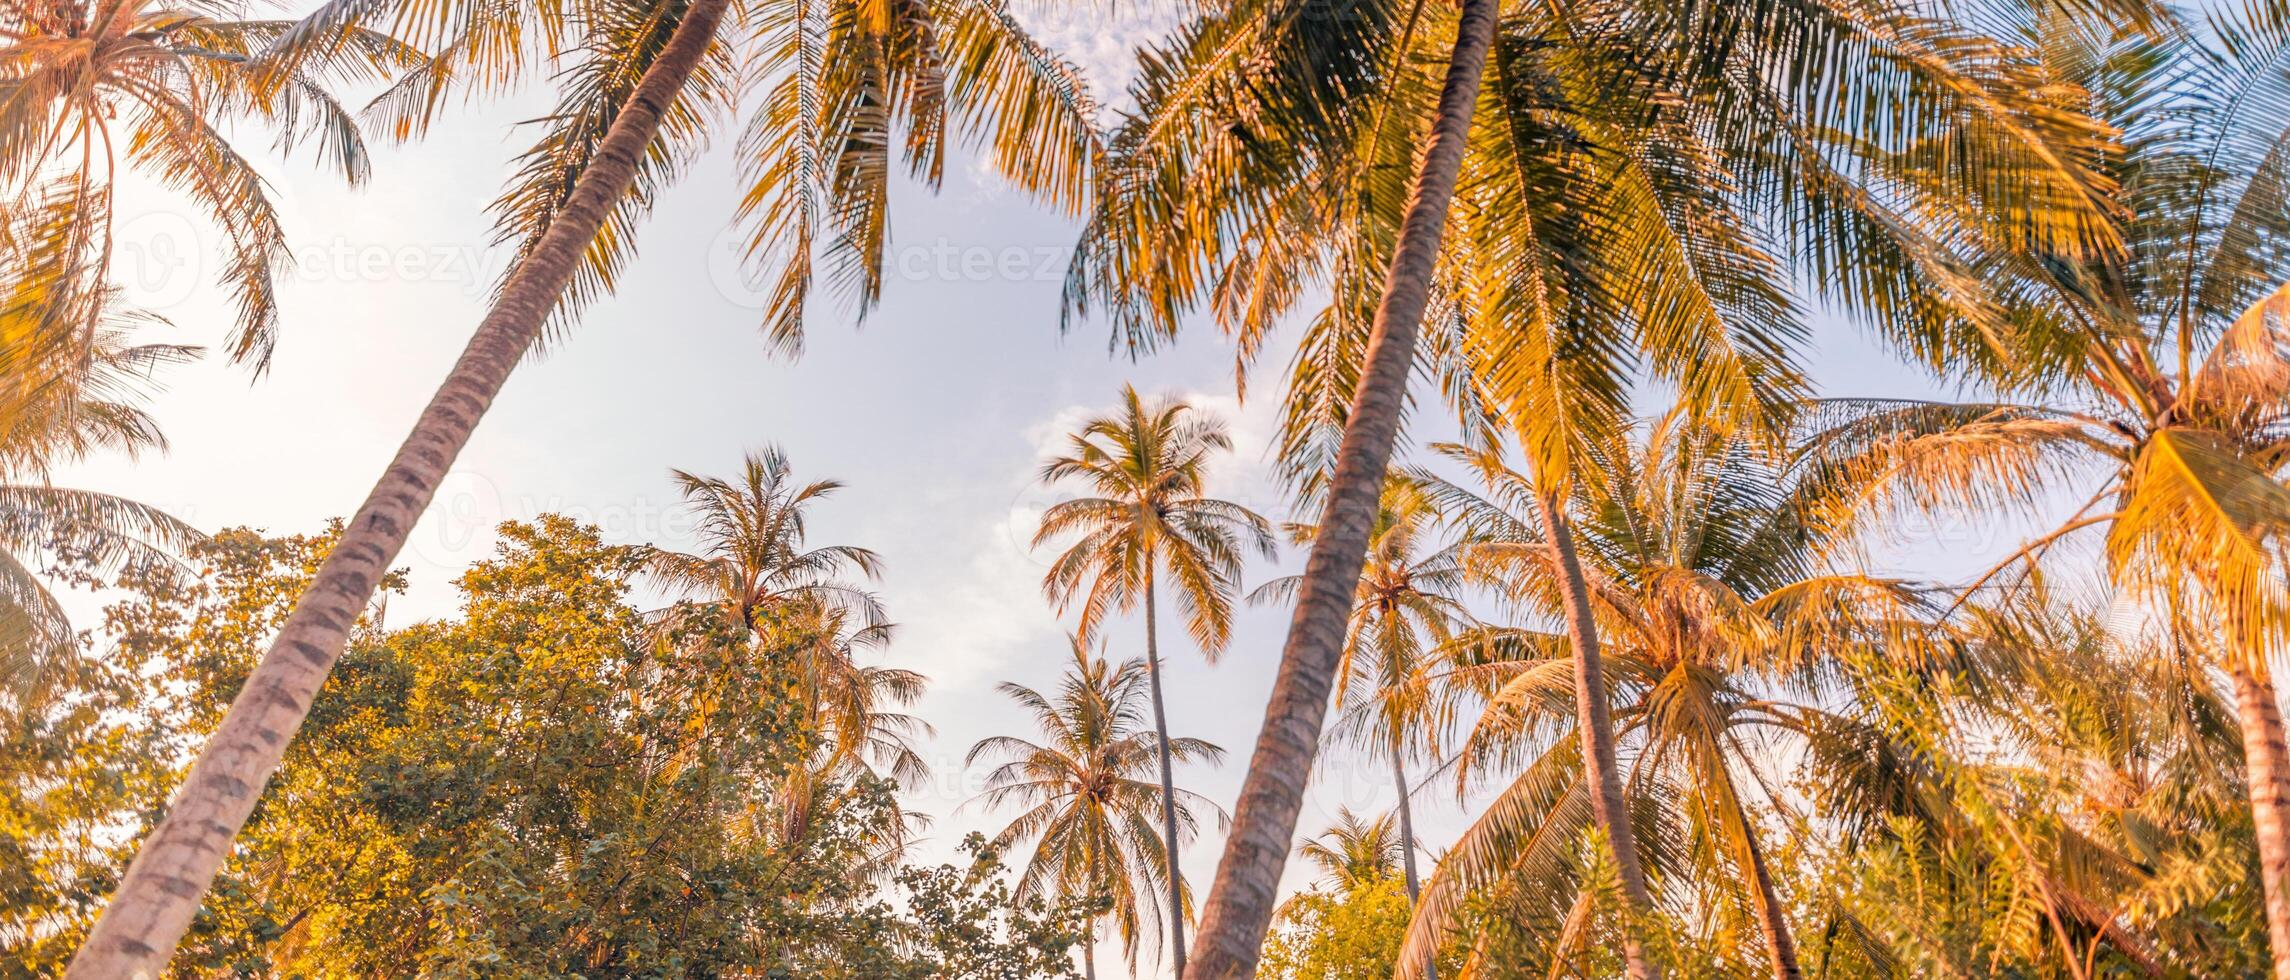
49 3 2055 975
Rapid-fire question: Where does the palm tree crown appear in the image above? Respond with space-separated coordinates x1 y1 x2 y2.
1035 385 1275 650
1295 808 1403 894
966 640 1225 972
1 0 415 370
647 446 885 629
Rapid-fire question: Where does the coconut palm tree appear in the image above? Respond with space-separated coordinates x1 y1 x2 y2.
1294 808 1403 896
967 640 1226 979
0 0 414 372
644 449 920 854
645 446 886 630
0 305 198 705
1250 473 1465 979
1033 385 1274 974
1067 0 2125 966
1396 416 1943 978
73 0 1103 965
759 601 930 856
1794 12 2290 971
1824 584 2266 976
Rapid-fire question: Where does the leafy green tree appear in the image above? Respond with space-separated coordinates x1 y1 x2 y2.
967 640 1224 978
885 834 1097 980
77 0 1105 962
1259 878 1415 980
1261 810 1458 980
1032 385 1271 972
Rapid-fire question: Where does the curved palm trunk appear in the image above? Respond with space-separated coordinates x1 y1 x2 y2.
1730 801 1801 979
1389 740 1437 980
63 1 734 973
1540 491 1660 980
2230 661 2290 980
1143 573 1190 974
1186 0 1498 972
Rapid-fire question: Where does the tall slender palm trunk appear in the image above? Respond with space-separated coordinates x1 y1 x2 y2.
1142 572 1190 974
1540 490 1660 980
2230 661 2290 980
1730 801 1801 979
1389 739 1437 980
62 1 734 974
1186 0 1497 973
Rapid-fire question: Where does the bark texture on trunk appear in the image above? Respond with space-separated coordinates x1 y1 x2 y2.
1732 802 1801 979
1391 746 1437 980
1540 491 1660 980
2231 662 2290 980
1143 573 1190 975
63 2 732 975
1184 0 1498 972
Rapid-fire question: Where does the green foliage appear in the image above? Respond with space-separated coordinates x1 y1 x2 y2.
0 517 1092 978
1259 877 1416 980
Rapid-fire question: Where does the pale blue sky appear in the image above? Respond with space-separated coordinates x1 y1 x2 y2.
52 5 2052 973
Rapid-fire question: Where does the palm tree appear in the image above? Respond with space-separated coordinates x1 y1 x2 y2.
1827 585 2264 976
1294 808 1402 896
1796 12 2290 971
1251 474 1464 979
74 0 1103 966
1397 417 1941 978
1066 0 2122 966
967 640 1226 979
0 309 199 704
1033 385 1274 974
643 449 920 851
0 0 413 371
645 446 886 630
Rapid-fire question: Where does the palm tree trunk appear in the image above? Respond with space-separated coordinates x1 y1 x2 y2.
2230 661 2290 980
1732 802 1802 979
1389 739 1437 980
1142 571 1190 975
1540 490 1660 980
1186 0 1498 973
62 2 733 974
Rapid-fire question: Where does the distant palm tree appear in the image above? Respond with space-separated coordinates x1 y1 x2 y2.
646 446 885 629
1033 385 1273 973
1252 475 1465 947
1402 417 1938 978
967 640 1226 979
1294 808 1402 895
763 602 930 855
646 449 922 852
